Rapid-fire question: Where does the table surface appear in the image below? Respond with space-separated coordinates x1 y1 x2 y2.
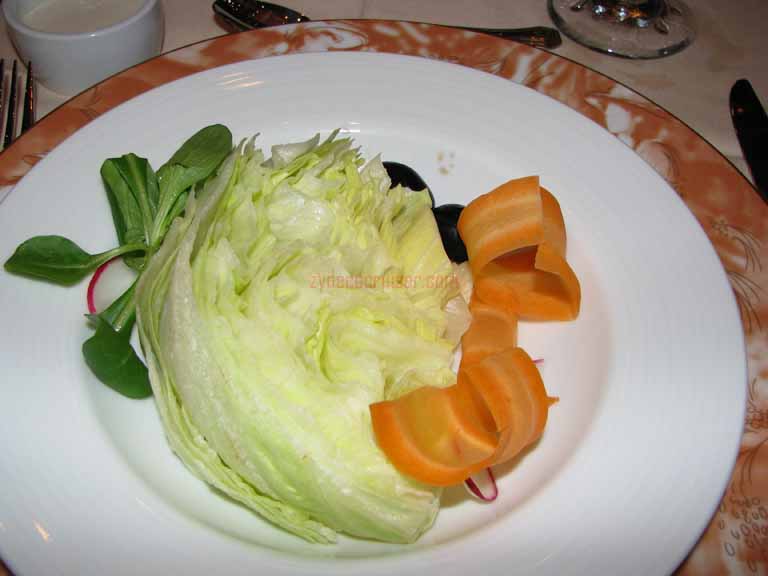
2 0 766 179
0 2 766 575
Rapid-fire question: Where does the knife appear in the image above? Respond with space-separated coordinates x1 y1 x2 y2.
211 0 562 49
730 78 768 203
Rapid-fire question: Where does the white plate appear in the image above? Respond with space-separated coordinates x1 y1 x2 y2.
0 52 746 575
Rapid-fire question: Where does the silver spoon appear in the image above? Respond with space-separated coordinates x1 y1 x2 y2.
212 0 563 49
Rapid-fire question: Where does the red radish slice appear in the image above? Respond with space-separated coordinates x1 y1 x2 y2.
87 258 116 314
464 467 498 502
86 257 138 314
533 358 544 364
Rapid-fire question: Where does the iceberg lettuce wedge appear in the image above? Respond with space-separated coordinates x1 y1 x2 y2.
136 133 459 543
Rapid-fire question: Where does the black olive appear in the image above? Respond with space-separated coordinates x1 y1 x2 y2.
383 161 435 207
432 204 468 263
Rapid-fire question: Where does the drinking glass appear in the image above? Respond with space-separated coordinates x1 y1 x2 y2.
547 0 695 59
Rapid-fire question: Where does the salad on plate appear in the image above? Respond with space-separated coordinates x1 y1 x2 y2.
4 127 580 544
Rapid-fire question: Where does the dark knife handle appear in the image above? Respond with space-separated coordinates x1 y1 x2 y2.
730 79 768 203
213 0 309 30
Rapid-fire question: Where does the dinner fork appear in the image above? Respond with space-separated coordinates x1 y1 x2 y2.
0 59 35 151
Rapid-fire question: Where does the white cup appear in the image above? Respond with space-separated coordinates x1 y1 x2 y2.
3 0 165 96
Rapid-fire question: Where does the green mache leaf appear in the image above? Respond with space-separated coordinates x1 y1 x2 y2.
3 235 144 286
152 125 233 246
101 154 160 270
83 315 152 399
166 189 189 225
153 164 188 223
4 235 93 285
161 124 233 183
99 281 137 333
100 158 149 244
